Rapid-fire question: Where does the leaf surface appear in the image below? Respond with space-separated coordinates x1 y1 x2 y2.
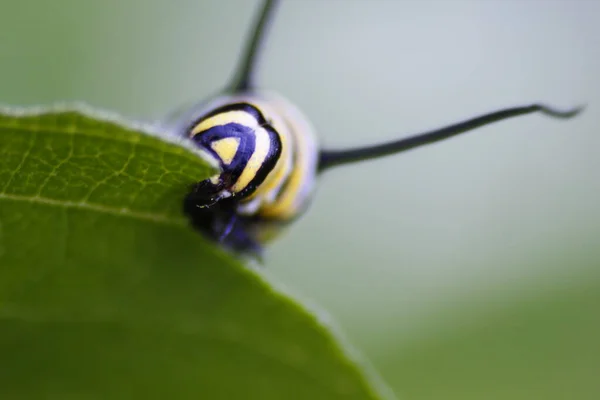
0 107 389 400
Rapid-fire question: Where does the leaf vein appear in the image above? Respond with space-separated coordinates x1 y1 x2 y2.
1 131 37 194
0 192 185 226
37 126 75 197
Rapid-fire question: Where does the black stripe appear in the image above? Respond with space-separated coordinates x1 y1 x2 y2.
273 119 299 203
193 122 254 145
192 123 256 188
226 129 256 188
184 101 268 142
236 124 283 199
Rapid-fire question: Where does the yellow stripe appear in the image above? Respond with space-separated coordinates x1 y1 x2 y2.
244 109 292 202
232 126 271 193
190 110 258 137
258 97 318 220
260 134 311 218
210 137 240 165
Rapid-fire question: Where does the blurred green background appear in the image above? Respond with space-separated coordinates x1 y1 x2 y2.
2 0 599 398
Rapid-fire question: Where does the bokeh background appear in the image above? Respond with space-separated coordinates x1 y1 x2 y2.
2 0 599 398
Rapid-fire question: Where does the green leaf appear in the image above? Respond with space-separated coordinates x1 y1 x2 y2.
0 106 390 400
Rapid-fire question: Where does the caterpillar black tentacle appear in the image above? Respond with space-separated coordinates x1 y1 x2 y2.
228 0 280 93
318 103 585 171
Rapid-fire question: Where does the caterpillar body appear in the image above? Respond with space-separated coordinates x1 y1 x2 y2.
165 0 583 259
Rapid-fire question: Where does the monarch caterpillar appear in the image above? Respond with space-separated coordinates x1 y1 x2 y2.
164 0 583 260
